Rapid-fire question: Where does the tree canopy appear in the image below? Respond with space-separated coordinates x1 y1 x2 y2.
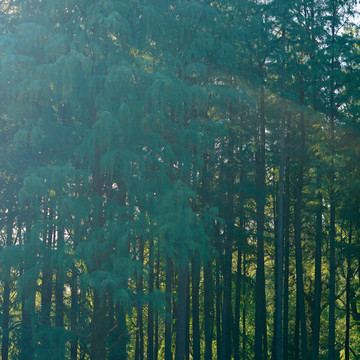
0 0 360 359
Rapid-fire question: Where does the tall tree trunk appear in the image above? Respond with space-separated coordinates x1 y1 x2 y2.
294 295 300 360
192 256 201 360
204 260 213 360
91 290 106 360
242 251 247 360
21 223 35 360
41 209 53 355
117 301 128 360
154 247 160 360
1 215 13 360
255 82 267 360
165 257 173 360
216 258 222 360
175 264 189 360
202 153 213 360
185 277 190 360
70 258 78 360
328 139 336 360
221 133 235 360
233 244 242 360
311 175 322 360
273 16 287 359
108 296 128 360
293 74 308 360
328 3 337 356
282 146 290 360
147 239 154 360
135 240 144 360
310 10 322 354
273 100 285 360
55 226 65 360
108 292 115 359
345 223 352 360
90 150 107 360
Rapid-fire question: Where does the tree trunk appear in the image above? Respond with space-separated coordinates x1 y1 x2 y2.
221 134 235 360
1 215 13 360
273 19 287 359
41 209 53 355
154 248 160 360
185 277 190 360
283 147 290 360
204 260 213 360
55 226 65 360
293 75 308 360
328 170 336 360
255 82 267 360
233 246 242 360
216 259 222 360
175 264 189 360
234 161 245 360
21 223 35 360
70 260 78 360
147 239 154 360
90 150 107 360
192 256 201 360
345 223 352 360
294 296 300 360
2 272 11 360
165 257 173 360
311 175 322 360
242 250 247 359
91 290 106 360
328 4 337 359
202 153 213 360
117 301 128 360
135 240 144 360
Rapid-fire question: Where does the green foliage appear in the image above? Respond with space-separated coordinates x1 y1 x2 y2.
0 0 359 359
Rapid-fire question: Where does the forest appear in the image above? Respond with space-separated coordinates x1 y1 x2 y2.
0 0 360 359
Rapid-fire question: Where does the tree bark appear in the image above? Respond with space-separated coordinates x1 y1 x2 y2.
328 4 336 357
345 223 352 360
216 258 222 360
294 296 300 360
242 251 247 360
91 290 106 360
1 215 13 360
221 133 235 360
55 226 65 360
273 16 287 359
154 247 160 360
41 208 53 354
255 82 267 360
233 245 242 360
202 153 213 360
165 257 173 360
20 223 35 360
204 260 213 360
283 146 290 360
311 175 322 360
273 97 285 360
192 256 201 360
135 240 144 360
147 239 154 360
70 259 78 360
293 74 308 360
175 264 189 360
